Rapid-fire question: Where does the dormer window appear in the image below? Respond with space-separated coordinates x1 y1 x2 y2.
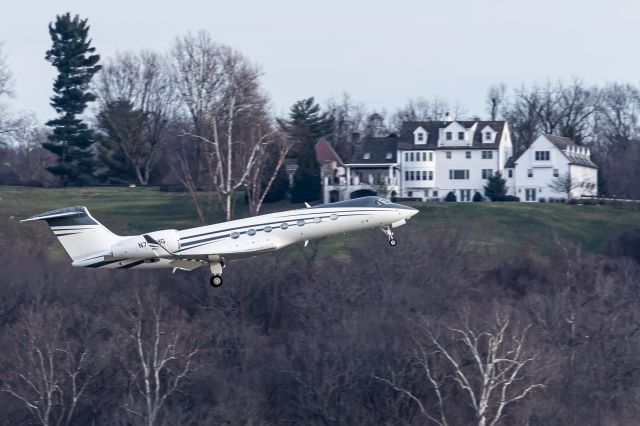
413 127 428 145
485 132 491 140
363 153 370 160
417 133 424 141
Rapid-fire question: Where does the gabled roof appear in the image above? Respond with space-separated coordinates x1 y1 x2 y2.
350 136 398 164
315 138 344 166
397 120 507 150
542 134 598 169
504 156 516 168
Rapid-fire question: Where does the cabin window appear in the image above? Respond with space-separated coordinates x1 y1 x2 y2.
247 229 256 236
280 223 289 229
231 232 240 239
264 226 272 233
297 219 305 227
314 217 321 224
330 214 338 221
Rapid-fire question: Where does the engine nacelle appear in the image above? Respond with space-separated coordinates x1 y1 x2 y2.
111 229 180 259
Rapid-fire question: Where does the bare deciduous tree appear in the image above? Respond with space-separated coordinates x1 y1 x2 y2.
1 306 96 426
486 84 507 121
116 289 199 426
377 315 544 426
95 51 177 185
548 172 584 199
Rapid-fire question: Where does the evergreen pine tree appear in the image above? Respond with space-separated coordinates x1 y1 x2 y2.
284 97 334 203
43 13 101 186
484 171 508 201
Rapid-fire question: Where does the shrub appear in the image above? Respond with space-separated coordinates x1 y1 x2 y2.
473 192 483 202
445 191 457 202
497 195 520 202
539 197 546 203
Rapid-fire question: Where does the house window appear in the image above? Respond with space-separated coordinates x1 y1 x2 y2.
527 169 533 178
553 169 559 177
421 152 426 161
446 151 452 159
449 169 469 180
410 171 415 180
410 152 414 161
363 153 371 160
416 171 421 180
485 132 492 140
465 151 471 159
482 151 493 159
428 152 433 161
422 171 427 180
407 191 413 197
535 151 550 161
482 169 493 179
446 131 452 140
458 131 465 140
433 191 438 197
428 170 433 180
405 171 409 181
418 133 424 141
385 152 393 160
508 169 513 178
405 152 409 161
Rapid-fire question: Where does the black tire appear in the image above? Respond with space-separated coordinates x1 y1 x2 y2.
209 275 223 287
389 238 397 247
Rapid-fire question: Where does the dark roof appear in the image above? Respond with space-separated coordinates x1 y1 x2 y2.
543 134 598 169
504 156 516 168
397 120 506 150
315 138 344 166
350 136 398 164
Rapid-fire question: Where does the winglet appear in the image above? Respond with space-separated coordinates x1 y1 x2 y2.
304 202 311 208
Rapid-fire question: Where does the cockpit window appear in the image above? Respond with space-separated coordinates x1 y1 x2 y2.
376 198 392 206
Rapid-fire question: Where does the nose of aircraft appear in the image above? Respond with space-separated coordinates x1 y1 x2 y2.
392 203 419 219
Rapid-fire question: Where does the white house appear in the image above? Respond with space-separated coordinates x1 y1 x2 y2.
513 134 598 201
397 119 513 201
319 122 598 203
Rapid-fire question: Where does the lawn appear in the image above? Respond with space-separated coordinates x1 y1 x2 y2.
1 185 638 260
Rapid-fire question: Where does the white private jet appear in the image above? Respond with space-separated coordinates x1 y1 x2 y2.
21 196 418 287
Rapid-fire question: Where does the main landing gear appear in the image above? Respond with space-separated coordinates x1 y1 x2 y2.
380 225 397 247
208 258 225 288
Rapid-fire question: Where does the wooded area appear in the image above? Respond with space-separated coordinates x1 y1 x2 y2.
1 213 640 424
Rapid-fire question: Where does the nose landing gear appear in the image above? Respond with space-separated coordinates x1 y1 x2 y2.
208 258 225 287
380 226 397 247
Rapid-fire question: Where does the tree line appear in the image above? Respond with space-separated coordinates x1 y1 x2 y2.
1 211 639 424
1 14 640 212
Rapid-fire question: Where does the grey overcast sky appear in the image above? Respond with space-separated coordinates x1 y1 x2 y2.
1 0 638 122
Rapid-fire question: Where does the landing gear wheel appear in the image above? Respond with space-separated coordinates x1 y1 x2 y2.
209 275 223 287
389 238 397 247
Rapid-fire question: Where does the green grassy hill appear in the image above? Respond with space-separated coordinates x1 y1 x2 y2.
1 186 638 260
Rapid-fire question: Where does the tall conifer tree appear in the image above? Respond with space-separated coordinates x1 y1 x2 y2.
285 98 334 203
43 13 101 186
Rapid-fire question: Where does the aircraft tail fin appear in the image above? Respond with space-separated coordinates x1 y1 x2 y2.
21 206 122 261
